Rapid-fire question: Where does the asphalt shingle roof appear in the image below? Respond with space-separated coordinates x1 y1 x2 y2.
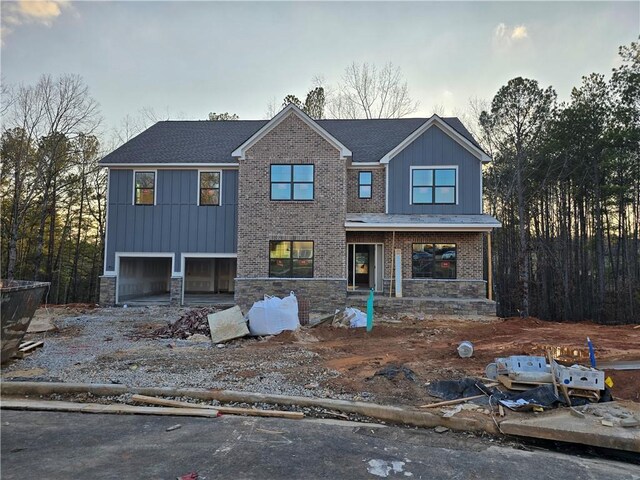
100 117 483 165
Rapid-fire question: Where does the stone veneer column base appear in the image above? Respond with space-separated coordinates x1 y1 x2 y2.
234 279 347 315
382 279 487 298
99 276 116 306
170 277 183 306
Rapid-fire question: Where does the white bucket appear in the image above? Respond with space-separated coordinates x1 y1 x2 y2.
457 341 474 358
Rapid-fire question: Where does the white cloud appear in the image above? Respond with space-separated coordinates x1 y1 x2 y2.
1 1 72 45
511 25 528 40
493 23 529 46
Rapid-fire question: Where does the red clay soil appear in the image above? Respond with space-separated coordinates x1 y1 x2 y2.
267 317 640 404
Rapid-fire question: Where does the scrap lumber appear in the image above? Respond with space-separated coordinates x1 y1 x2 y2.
1 398 219 417
1 382 499 434
496 375 549 392
131 394 304 419
419 395 485 409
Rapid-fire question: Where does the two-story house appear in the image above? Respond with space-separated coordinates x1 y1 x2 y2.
99 104 500 315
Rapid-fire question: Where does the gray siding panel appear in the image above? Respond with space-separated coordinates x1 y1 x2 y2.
388 125 482 215
104 169 238 272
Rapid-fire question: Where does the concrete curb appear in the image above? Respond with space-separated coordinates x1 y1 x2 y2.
0 381 498 435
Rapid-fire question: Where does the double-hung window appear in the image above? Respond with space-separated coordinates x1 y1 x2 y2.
411 167 456 204
270 164 314 201
199 171 221 206
412 243 457 279
269 241 314 278
358 171 372 198
134 171 155 205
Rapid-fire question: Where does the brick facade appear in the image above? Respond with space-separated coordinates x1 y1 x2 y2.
346 231 486 298
235 111 347 310
346 167 386 213
235 279 347 314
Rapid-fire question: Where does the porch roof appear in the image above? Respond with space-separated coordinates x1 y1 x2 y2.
345 213 501 232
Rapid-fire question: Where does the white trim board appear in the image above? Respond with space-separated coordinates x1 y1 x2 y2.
232 104 352 160
380 115 491 164
103 168 112 275
347 163 385 169
345 223 499 232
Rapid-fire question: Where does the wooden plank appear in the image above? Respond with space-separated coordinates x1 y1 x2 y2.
131 394 304 419
497 375 548 391
1 399 220 417
18 341 36 349
19 341 44 353
419 395 484 409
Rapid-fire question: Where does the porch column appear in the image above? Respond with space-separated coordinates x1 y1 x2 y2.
487 232 493 301
394 248 402 298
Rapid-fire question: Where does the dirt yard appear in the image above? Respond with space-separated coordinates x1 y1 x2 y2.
2 305 639 406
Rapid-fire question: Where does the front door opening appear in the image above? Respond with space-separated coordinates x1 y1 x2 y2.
347 244 383 292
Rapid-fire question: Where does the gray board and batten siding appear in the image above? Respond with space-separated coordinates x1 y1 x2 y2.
104 169 238 273
387 124 482 215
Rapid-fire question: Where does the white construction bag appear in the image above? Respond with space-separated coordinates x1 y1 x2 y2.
247 292 300 336
345 307 367 328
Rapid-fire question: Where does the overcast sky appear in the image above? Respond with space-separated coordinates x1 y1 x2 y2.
1 1 638 133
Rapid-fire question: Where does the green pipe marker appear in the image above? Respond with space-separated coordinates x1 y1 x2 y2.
366 288 374 332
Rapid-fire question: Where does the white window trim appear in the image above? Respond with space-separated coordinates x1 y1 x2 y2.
197 169 223 206
409 166 459 206
132 170 157 206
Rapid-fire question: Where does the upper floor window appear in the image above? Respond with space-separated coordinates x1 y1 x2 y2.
270 164 314 201
134 171 155 205
358 171 372 198
199 171 221 206
412 243 457 279
411 167 456 205
269 240 314 278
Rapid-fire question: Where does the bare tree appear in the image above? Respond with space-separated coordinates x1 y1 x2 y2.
328 62 419 119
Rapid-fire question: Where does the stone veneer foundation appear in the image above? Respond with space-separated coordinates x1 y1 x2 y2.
170 277 183 306
99 276 116 306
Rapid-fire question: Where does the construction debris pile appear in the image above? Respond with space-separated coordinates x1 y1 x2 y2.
423 354 614 416
152 308 218 339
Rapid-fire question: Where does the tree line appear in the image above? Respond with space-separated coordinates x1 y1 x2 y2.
480 41 639 323
1 75 106 303
1 44 638 323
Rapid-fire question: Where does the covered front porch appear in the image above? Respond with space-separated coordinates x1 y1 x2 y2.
345 213 501 315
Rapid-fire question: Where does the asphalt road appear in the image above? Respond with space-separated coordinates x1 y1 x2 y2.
1 410 639 479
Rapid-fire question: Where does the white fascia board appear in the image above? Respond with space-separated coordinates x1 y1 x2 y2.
231 104 352 160
380 115 492 164
105 163 239 168
347 162 384 169
345 222 501 232
102 168 111 276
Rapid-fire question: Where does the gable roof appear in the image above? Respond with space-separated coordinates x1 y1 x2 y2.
100 114 485 165
232 104 352 160
380 114 491 164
